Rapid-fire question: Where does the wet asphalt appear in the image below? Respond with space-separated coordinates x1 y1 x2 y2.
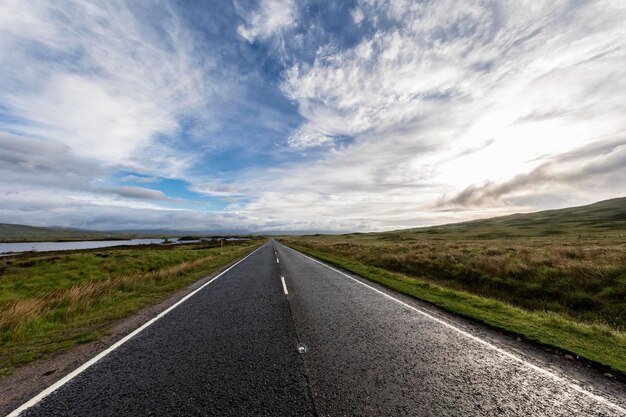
12 240 626 416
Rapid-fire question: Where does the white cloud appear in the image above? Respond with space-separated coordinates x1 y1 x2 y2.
1 0 625 232
0 1 213 172
351 8 365 26
237 0 297 43
0 1 240 230
287 124 334 148
5 74 175 162
266 0 626 229
0 187 245 231
191 182 240 197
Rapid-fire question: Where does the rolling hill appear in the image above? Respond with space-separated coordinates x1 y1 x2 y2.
0 224 135 243
397 197 626 238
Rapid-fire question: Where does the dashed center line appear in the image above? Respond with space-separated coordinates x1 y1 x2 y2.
281 276 288 295
276 258 280 264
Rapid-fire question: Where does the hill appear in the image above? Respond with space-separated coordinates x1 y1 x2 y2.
0 224 136 242
0 224 258 243
397 197 626 238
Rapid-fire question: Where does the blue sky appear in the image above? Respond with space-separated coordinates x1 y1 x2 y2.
0 0 625 231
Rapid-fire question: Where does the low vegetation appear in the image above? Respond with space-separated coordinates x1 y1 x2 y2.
0 239 263 378
280 198 626 375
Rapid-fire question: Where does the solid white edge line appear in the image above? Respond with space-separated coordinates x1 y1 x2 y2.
284 244 626 414
281 276 288 295
7 243 267 417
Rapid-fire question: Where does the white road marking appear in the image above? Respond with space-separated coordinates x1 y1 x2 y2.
276 258 280 264
7 244 267 417
286 245 626 415
281 276 288 295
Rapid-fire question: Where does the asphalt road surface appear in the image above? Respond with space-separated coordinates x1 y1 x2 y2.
9 240 626 416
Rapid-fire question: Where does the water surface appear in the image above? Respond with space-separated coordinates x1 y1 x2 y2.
0 239 172 254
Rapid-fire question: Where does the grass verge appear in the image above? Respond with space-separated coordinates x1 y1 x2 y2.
0 239 264 378
281 240 626 376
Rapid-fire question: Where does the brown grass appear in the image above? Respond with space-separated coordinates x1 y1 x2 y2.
0 256 214 332
282 234 626 329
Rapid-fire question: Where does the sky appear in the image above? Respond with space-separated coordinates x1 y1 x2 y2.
0 0 625 232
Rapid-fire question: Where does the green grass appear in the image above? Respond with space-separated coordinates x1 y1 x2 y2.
281 241 626 375
283 233 626 328
0 239 264 378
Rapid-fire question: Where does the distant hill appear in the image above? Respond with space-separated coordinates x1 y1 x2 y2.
0 224 259 243
395 197 626 238
0 224 137 242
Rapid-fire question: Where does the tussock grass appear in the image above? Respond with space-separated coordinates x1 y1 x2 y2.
284 235 626 329
0 239 263 377
1 256 213 330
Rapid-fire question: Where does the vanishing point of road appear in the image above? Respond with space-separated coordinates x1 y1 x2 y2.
8 240 626 416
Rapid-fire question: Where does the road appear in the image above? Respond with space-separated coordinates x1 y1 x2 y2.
9 240 626 416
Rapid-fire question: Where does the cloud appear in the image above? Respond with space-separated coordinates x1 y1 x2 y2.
0 188 245 231
438 135 626 208
1 1 625 232
121 175 160 184
104 186 167 201
191 182 240 197
0 132 105 188
455 139 495 158
282 0 626 150
258 0 626 229
351 8 365 26
287 124 334 148
0 1 215 172
237 0 297 43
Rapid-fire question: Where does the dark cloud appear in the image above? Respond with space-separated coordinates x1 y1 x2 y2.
438 164 553 207
455 138 495 157
0 132 105 188
439 137 626 208
104 186 166 200
514 109 577 124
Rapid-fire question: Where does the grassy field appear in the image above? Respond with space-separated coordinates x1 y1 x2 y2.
279 198 626 375
0 238 263 378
